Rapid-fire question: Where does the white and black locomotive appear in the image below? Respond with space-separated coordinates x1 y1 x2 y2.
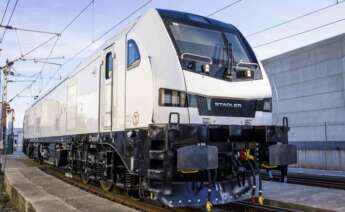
23 9 297 209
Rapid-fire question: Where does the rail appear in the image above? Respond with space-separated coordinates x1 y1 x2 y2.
22 159 331 212
220 200 303 212
262 171 345 190
219 199 333 212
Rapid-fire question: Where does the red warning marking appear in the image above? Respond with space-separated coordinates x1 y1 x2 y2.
132 112 140 127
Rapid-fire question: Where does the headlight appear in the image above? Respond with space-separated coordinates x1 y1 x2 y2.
263 98 272 112
159 88 187 107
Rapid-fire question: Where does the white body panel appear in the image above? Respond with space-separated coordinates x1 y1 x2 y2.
24 56 101 138
113 37 127 131
125 32 154 129
127 10 189 125
23 9 273 139
183 70 271 99
100 44 115 131
183 65 272 125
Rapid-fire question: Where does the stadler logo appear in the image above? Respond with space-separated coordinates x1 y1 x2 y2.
214 102 242 108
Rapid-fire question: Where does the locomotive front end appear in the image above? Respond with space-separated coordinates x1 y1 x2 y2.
145 10 297 208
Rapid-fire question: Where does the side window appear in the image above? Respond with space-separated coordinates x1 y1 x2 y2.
105 52 113 79
127 39 140 70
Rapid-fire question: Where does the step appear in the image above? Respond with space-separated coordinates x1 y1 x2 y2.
147 169 165 180
149 150 165 160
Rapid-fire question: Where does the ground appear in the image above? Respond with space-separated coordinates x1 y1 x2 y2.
0 171 19 212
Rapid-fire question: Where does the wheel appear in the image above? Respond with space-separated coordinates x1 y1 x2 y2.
81 143 90 184
100 180 114 191
55 157 59 167
81 170 90 184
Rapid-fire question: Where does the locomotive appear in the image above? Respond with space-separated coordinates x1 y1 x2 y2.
23 9 297 209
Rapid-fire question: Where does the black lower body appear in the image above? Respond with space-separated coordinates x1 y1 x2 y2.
22 124 296 208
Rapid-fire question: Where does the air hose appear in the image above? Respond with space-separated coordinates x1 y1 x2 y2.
247 160 257 201
232 155 244 187
206 169 213 212
258 174 264 204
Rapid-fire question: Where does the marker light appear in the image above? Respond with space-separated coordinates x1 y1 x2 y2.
203 64 210 74
159 88 187 107
245 69 252 78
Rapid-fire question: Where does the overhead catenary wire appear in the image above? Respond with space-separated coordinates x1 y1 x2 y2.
53 41 93 73
246 0 345 38
253 16 345 48
0 0 19 43
0 0 10 25
207 0 243 17
22 56 64 60
37 0 91 92
60 0 95 34
2 0 94 68
8 0 97 100
4 0 95 64
21 56 65 63
36 0 98 94
4 35 57 66
91 0 95 42
37 36 61 93
0 24 59 35
8 76 32 103
47 0 152 83
11 67 40 78
8 56 43 102
14 29 23 56
8 79 35 83
95 0 152 41
8 0 96 101
22 35 57 58
36 0 95 87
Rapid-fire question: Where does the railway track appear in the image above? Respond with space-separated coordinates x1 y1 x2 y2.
220 200 304 212
219 199 334 212
39 166 175 212
22 160 330 212
261 171 345 190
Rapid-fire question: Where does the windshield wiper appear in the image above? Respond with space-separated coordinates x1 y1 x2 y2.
221 32 234 80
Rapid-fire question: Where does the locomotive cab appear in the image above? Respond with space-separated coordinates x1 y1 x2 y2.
157 9 272 126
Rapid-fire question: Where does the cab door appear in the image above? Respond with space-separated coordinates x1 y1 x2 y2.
125 38 153 129
100 44 116 131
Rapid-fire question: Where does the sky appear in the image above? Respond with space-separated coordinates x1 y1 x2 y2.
0 0 345 127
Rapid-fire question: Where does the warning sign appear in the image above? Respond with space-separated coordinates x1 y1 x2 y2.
132 112 140 127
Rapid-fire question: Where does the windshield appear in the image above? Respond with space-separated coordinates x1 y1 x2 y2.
168 22 262 81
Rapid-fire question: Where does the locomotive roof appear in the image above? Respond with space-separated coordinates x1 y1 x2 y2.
157 9 238 33
27 8 242 110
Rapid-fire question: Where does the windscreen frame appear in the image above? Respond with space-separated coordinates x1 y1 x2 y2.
159 12 261 81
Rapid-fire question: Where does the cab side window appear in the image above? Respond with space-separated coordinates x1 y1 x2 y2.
105 52 113 79
127 39 140 70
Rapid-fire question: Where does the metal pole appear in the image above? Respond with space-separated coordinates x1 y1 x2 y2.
324 122 328 142
0 68 2 171
1 64 9 172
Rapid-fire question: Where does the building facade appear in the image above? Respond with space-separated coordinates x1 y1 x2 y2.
262 33 345 170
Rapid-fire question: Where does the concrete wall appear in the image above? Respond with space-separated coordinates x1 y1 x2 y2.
262 33 345 170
